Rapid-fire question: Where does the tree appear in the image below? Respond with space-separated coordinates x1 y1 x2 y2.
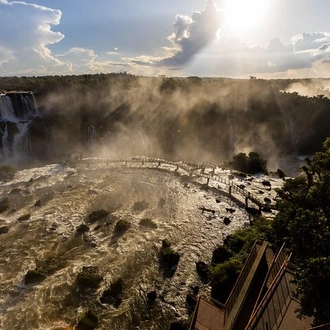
229 152 268 174
272 137 330 325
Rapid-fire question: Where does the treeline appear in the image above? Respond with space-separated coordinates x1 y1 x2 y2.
1 74 330 163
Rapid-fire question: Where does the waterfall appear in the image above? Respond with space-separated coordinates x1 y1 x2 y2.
87 125 96 150
227 117 236 153
13 122 31 161
289 118 298 147
0 95 17 122
0 124 10 160
0 92 38 162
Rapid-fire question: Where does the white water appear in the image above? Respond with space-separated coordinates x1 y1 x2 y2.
0 161 283 330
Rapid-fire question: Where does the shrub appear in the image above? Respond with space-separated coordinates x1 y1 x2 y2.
229 152 268 174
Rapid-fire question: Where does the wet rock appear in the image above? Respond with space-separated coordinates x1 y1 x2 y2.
132 200 149 212
196 261 210 283
24 269 47 285
147 290 157 305
0 197 10 213
0 226 9 234
160 240 180 277
264 197 271 203
17 214 31 222
158 197 166 208
186 293 197 315
212 246 232 264
114 219 130 234
77 266 103 289
0 165 15 182
9 188 22 195
34 199 42 207
262 180 271 187
169 320 188 330
223 217 231 225
87 209 109 223
77 309 98 330
139 218 157 229
100 278 124 308
246 207 261 216
76 224 90 234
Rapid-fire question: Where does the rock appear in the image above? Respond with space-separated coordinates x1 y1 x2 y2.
160 240 180 277
139 218 157 229
158 197 166 208
212 246 232 264
162 239 171 249
76 224 90 234
24 269 46 285
0 165 15 182
192 286 199 295
0 226 9 234
0 198 10 213
169 320 187 330
228 174 234 180
223 217 231 225
264 197 271 203
114 219 130 234
132 200 149 212
100 278 124 308
186 293 197 315
246 207 262 216
77 309 98 330
34 199 42 207
17 214 31 222
196 261 210 283
77 266 103 289
147 290 157 305
87 209 109 223
262 180 271 187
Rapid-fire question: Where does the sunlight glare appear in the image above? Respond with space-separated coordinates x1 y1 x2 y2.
223 0 268 34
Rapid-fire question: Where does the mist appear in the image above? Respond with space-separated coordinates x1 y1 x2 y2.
1 74 330 171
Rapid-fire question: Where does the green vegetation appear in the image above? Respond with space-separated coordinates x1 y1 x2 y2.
271 137 330 325
229 152 268 175
210 217 272 303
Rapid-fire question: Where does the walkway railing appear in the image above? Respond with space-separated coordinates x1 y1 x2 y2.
71 156 277 210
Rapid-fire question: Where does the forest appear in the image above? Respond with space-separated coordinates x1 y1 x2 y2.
1 73 330 167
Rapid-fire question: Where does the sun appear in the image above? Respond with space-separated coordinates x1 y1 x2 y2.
223 0 268 34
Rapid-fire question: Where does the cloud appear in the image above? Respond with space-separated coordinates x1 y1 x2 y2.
0 0 67 75
125 0 223 69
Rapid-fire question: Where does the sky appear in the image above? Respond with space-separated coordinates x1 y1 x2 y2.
1 0 330 78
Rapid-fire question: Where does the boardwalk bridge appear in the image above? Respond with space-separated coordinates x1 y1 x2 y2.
70 156 277 212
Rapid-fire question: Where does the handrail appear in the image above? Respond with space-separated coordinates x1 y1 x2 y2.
224 241 259 322
244 252 292 330
70 157 277 209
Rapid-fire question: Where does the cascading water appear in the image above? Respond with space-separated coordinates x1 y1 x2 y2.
0 92 38 162
87 125 96 151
